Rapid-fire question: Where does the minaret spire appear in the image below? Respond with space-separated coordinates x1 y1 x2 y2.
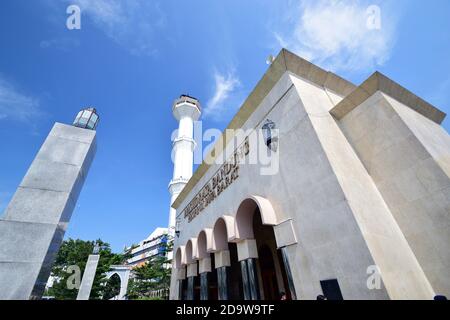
168 95 201 236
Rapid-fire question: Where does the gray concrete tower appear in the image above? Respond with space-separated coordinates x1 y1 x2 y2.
0 108 99 299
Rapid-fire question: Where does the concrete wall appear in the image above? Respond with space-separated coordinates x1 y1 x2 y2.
291 76 433 300
338 92 450 296
0 123 96 299
171 72 398 299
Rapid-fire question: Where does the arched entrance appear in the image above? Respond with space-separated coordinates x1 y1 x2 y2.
235 197 295 300
103 273 121 300
105 265 131 300
258 245 279 300
185 239 200 300
212 217 243 300
174 247 187 300
173 197 297 300
197 229 218 300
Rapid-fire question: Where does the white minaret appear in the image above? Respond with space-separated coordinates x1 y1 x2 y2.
168 95 201 237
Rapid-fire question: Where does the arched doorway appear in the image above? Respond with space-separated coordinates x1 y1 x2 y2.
258 245 279 300
197 229 218 300
103 273 121 300
105 265 131 300
235 197 293 300
174 247 187 300
185 239 200 300
212 217 244 300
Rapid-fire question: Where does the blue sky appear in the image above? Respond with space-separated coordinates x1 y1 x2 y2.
0 0 449 253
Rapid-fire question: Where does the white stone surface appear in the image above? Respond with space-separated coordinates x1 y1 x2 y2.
168 99 201 236
76 254 100 300
236 239 258 261
169 55 449 300
198 257 212 274
187 263 198 278
273 219 297 248
339 92 450 297
214 250 231 268
0 123 96 300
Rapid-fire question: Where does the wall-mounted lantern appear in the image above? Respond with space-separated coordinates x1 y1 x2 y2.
262 119 278 152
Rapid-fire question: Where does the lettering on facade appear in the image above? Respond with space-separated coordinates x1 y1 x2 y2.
183 138 250 222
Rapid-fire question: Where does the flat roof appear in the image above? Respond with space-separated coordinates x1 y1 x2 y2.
330 71 446 124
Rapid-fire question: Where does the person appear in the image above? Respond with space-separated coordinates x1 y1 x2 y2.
280 291 287 300
316 294 327 300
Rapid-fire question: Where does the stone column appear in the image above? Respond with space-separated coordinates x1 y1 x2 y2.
199 257 212 300
186 262 198 300
76 254 100 300
187 277 194 300
0 121 97 300
274 219 299 300
280 246 297 300
176 267 186 300
237 239 260 300
214 250 231 300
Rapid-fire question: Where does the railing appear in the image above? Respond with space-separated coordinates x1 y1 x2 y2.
148 288 169 300
173 95 201 111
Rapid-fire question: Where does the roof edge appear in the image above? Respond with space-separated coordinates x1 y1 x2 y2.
172 49 356 210
330 71 446 124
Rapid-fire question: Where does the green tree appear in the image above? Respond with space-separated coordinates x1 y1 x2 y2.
46 238 126 300
126 240 172 300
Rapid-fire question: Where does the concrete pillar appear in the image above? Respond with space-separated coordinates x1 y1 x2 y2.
0 120 97 300
200 272 209 300
237 239 260 300
186 262 198 300
76 254 100 300
177 279 184 300
280 246 297 300
176 267 186 300
187 276 194 300
199 257 212 300
215 250 231 300
118 274 130 300
240 259 251 300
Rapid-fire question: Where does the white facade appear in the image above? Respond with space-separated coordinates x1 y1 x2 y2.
169 49 450 300
125 227 168 267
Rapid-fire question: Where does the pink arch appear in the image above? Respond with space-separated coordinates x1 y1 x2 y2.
185 239 197 264
175 246 186 269
197 228 213 259
235 195 278 240
212 215 236 252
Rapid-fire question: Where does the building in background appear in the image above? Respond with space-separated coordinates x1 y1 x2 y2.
125 227 168 267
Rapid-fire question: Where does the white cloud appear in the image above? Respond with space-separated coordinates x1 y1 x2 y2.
274 0 398 72
0 76 41 122
205 71 241 120
64 0 166 56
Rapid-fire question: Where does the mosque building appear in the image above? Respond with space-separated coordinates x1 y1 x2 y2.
167 49 450 300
